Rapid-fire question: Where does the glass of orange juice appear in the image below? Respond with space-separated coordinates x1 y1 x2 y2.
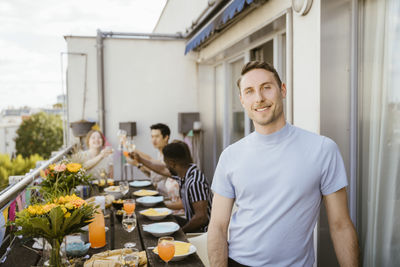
158 237 175 265
123 199 136 215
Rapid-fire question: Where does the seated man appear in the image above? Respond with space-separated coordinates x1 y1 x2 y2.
126 123 180 203
162 141 212 233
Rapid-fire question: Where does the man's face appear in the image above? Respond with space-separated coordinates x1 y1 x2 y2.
151 129 169 150
239 69 286 130
164 158 178 177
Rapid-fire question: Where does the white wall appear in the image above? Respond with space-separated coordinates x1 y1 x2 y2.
198 0 291 61
197 64 215 180
154 0 208 34
292 0 321 133
66 37 198 178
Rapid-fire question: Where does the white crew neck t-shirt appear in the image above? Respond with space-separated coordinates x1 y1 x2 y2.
211 123 348 267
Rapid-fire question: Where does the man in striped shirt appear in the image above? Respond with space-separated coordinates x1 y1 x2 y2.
162 142 212 233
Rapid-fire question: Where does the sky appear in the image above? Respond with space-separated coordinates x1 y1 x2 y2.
0 0 167 111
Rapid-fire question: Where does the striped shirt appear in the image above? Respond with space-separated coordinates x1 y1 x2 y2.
173 164 212 232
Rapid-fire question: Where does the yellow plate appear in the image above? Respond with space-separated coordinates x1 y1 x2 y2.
153 241 192 256
133 189 158 197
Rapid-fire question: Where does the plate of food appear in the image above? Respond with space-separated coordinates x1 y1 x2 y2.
153 241 197 261
143 222 180 237
133 189 158 197
139 208 172 220
129 180 152 187
136 196 164 207
104 186 123 199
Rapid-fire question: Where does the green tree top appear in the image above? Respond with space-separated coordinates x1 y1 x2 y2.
15 112 63 159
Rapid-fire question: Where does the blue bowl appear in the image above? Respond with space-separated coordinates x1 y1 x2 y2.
66 242 91 257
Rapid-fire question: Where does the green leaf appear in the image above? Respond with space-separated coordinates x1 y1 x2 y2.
49 207 65 237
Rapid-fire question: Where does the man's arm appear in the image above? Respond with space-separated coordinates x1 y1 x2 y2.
324 187 359 267
181 200 209 233
208 193 234 267
164 199 184 210
129 151 171 177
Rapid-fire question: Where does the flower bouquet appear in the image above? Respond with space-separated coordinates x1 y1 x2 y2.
40 161 92 196
10 194 96 266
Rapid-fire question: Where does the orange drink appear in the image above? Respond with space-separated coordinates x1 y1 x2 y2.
158 237 175 264
89 208 106 248
123 199 136 215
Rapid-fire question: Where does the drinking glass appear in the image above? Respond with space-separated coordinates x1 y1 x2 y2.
125 139 136 153
120 181 130 197
122 212 137 248
123 199 136 215
157 236 175 265
119 247 139 267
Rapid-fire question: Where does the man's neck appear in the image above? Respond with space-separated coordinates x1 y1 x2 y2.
254 117 286 135
177 164 191 179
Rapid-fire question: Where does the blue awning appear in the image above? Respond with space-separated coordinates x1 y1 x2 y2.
185 0 255 54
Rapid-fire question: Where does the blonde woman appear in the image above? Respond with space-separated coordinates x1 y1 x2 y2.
78 130 114 178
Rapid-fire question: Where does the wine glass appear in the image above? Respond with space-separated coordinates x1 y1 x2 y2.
122 212 137 248
125 139 136 153
120 181 130 197
157 236 175 266
119 247 139 267
117 129 127 147
123 199 136 215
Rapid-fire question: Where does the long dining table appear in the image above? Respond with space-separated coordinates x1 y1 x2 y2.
1 181 205 267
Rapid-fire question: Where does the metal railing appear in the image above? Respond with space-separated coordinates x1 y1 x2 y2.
0 145 75 211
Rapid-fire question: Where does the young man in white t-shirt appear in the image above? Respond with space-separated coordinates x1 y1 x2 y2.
208 61 359 267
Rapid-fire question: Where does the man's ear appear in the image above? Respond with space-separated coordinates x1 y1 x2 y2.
281 83 287 98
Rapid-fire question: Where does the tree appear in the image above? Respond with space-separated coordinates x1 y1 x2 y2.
15 112 63 158
0 153 43 189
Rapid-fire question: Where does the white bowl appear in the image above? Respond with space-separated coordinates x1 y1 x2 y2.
136 196 164 207
142 222 180 237
139 208 172 221
153 241 197 261
129 180 151 187
104 186 123 199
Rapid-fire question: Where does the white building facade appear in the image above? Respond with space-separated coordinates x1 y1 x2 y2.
65 0 399 266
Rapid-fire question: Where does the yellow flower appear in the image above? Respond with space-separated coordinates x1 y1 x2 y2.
64 212 71 218
49 164 55 171
61 206 67 214
65 202 73 210
66 163 82 173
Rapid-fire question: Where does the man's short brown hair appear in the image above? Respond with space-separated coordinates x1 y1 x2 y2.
236 61 282 92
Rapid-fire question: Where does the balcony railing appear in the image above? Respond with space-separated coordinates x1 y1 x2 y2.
0 144 75 263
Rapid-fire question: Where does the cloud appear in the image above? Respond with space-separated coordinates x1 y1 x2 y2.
0 0 167 110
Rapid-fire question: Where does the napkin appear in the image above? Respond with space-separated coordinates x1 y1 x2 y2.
141 208 169 216
153 241 191 256
84 248 147 267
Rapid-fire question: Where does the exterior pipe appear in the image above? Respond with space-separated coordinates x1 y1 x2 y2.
101 31 184 39
286 9 294 124
350 0 358 227
96 29 106 135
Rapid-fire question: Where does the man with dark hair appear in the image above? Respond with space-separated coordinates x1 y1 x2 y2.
127 123 180 202
208 61 359 267
150 123 171 140
162 141 212 233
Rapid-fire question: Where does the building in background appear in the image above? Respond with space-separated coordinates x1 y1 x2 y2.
65 0 399 266
0 95 66 156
